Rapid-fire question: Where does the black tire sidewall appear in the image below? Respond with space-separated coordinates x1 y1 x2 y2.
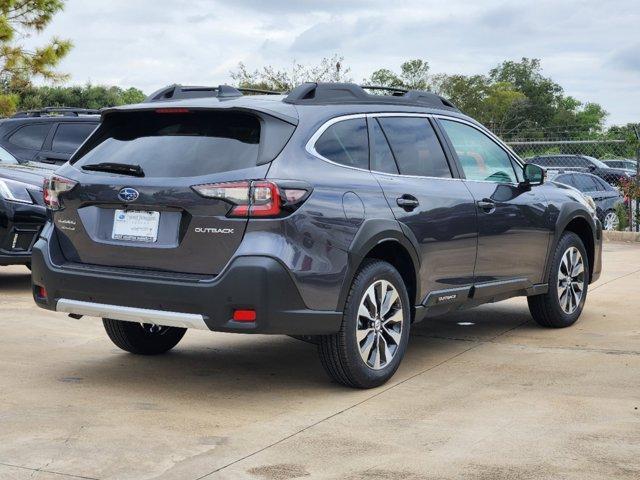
548 232 590 326
342 261 411 388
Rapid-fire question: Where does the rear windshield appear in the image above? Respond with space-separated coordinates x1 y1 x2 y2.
73 110 261 177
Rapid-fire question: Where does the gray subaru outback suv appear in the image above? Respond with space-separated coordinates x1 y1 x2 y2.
31 83 602 388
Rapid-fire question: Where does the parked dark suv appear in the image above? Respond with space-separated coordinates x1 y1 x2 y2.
0 108 99 165
31 83 602 388
527 154 633 186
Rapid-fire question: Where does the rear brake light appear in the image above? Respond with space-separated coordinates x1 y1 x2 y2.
43 175 77 210
155 108 191 114
192 180 310 218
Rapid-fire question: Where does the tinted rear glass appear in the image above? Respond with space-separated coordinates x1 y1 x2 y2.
9 123 51 150
52 123 97 153
73 111 261 177
314 118 369 169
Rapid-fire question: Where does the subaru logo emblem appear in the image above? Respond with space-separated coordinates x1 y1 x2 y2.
118 188 139 202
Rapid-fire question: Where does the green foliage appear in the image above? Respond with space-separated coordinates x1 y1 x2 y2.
17 84 146 111
368 59 431 90
615 203 629 231
0 0 72 95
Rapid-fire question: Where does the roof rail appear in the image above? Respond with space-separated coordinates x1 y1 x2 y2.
144 84 245 102
283 83 458 111
144 84 285 103
236 87 283 95
12 107 101 118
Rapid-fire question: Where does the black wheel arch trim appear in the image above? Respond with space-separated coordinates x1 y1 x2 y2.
544 206 600 285
338 218 421 311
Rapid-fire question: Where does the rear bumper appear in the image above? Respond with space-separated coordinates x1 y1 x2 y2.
31 230 342 335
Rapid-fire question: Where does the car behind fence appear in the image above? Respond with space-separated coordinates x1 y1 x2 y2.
505 138 639 232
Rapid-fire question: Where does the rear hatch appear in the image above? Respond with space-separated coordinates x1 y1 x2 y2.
51 108 294 276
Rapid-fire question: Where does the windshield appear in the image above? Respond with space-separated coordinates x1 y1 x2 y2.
585 156 609 169
73 110 261 178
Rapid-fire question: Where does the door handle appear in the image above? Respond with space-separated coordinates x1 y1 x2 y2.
36 155 57 164
476 199 496 213
396 195 419 211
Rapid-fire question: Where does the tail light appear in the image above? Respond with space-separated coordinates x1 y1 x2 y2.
43 175 77 210
192 180 310 218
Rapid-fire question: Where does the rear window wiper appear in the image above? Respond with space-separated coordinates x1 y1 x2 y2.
81 162 145 177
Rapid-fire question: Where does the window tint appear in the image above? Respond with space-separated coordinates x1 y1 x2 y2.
377 117 451 177
573 174 598 192
594 176 613 191
9 124 51 150
440 120 516 183
0 145 17 164
52 123 97 153
74 111 261 177
370 119 398 174
315 118 369 169
555 174 574 187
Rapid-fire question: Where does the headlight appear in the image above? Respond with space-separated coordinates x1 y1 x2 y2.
0 179 34 204
584 195 597 212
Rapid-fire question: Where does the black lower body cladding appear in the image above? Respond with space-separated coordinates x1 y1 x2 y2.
31 230 342 335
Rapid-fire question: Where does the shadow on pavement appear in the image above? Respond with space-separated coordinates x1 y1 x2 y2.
0 269 31 293
52 301 538 397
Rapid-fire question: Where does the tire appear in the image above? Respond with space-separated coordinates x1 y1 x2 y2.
317 259 411 389
103 319 186 355
528 232 589 328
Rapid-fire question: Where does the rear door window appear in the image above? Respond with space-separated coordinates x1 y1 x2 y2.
52 123 97 153
74 111 262 177
378 117 451 178
573 174 598 192
369 118 398 174
9 123 52 150
314 118 369 170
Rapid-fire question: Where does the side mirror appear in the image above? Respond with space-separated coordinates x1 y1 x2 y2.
588 164 597 172
522 163 545 187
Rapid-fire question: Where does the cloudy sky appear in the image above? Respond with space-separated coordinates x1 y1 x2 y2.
23 0 640 125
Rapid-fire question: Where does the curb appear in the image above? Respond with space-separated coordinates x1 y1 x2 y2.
603 231 640 243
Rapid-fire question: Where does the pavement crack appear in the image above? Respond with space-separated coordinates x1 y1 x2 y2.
0 461 99 480
590 267 640 292
193 322 534 479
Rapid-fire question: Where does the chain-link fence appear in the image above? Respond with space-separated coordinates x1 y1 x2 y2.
503 137 639 232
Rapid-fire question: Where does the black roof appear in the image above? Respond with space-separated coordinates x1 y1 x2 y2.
12 107 101 118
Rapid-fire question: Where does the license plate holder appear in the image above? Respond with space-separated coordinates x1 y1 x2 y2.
112 210 160 243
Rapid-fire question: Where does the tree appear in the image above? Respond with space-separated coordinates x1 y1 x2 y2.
366 59 431 90
17 84 146 111
0 0 72 115
230 54 352 92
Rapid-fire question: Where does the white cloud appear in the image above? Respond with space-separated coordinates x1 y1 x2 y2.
19 0 640 125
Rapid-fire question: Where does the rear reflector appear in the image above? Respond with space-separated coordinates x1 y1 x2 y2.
36 286 48 300
233 309 256 322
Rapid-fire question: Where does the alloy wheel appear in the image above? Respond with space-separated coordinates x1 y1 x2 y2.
557 246 585 314
356 280 404 370
603 211 619 231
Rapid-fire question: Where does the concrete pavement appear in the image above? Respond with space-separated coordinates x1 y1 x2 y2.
0 242 638 479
